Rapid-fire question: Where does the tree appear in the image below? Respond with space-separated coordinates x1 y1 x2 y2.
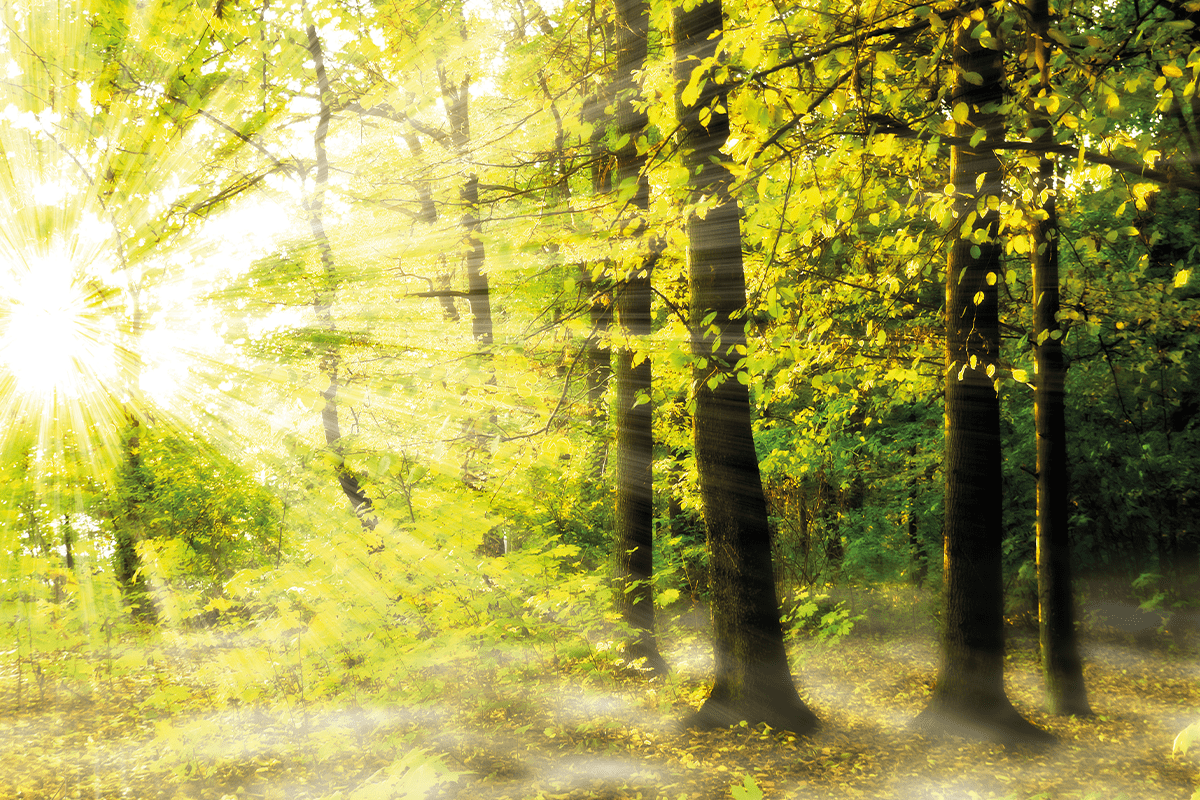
611 0 668 675
304 22 378 529
675 0 817 735
1026 0 1090 717
914 7 1051 745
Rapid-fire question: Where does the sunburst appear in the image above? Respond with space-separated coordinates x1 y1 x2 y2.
0 243 119 403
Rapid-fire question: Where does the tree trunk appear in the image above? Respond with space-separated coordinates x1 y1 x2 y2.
438 19 495 491
583 15 615 477
306 24 377 530
675 0 816 734
1029 0 1090 717
914 9 1051 745
114 413 157 622
612 0 667 674
397 125 459 322
439 68 493 349
906 449 928 587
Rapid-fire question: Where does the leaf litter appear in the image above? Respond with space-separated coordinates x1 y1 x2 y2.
1 596 1198 800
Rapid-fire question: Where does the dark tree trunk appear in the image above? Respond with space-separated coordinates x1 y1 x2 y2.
914 11 1051 745
306 25 377 530
675 0 816 735
906 451 928 587
1029 0 1090 717
114 413 157 622
612 0 667 674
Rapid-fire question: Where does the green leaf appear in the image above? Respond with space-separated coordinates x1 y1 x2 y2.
952 102 969 125
732 775 764 800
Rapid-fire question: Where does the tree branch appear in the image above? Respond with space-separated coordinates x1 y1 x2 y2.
857 115 1200 192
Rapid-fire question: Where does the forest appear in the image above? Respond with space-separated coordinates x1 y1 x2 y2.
0 0 1198 797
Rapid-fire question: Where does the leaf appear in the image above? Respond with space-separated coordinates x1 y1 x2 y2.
1174 722 1200 756
732 774 764 800
952 102 969 125
1033 95 1061 113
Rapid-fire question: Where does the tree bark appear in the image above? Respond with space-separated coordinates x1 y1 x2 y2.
913 9 1051 745
612 0 667 674
1029 0 1090 717
675 0 816 734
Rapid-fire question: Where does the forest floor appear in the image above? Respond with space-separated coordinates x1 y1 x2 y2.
1 584 1199 800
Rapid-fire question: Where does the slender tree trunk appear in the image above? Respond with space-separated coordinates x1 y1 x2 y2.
914 10 1051 745
611 0 667 675
675 0 816 734
583 35 615 479
1029 0 1090 717
305 24 376 529
438 15 495 491
398 125 459 322
439 69 492 349
907 448 928 587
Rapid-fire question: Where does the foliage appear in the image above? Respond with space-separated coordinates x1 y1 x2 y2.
110 422 281 602
1 0 1200 790
779 588 862 645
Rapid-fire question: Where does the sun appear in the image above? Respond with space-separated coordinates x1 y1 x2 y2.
0 246 118 401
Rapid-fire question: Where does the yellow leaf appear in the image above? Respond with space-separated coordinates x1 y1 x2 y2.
952 102 969 125
1034 94 1061 113
1164 64 1185 78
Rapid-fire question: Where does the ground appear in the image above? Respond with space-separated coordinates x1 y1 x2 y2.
1 585 1198 799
